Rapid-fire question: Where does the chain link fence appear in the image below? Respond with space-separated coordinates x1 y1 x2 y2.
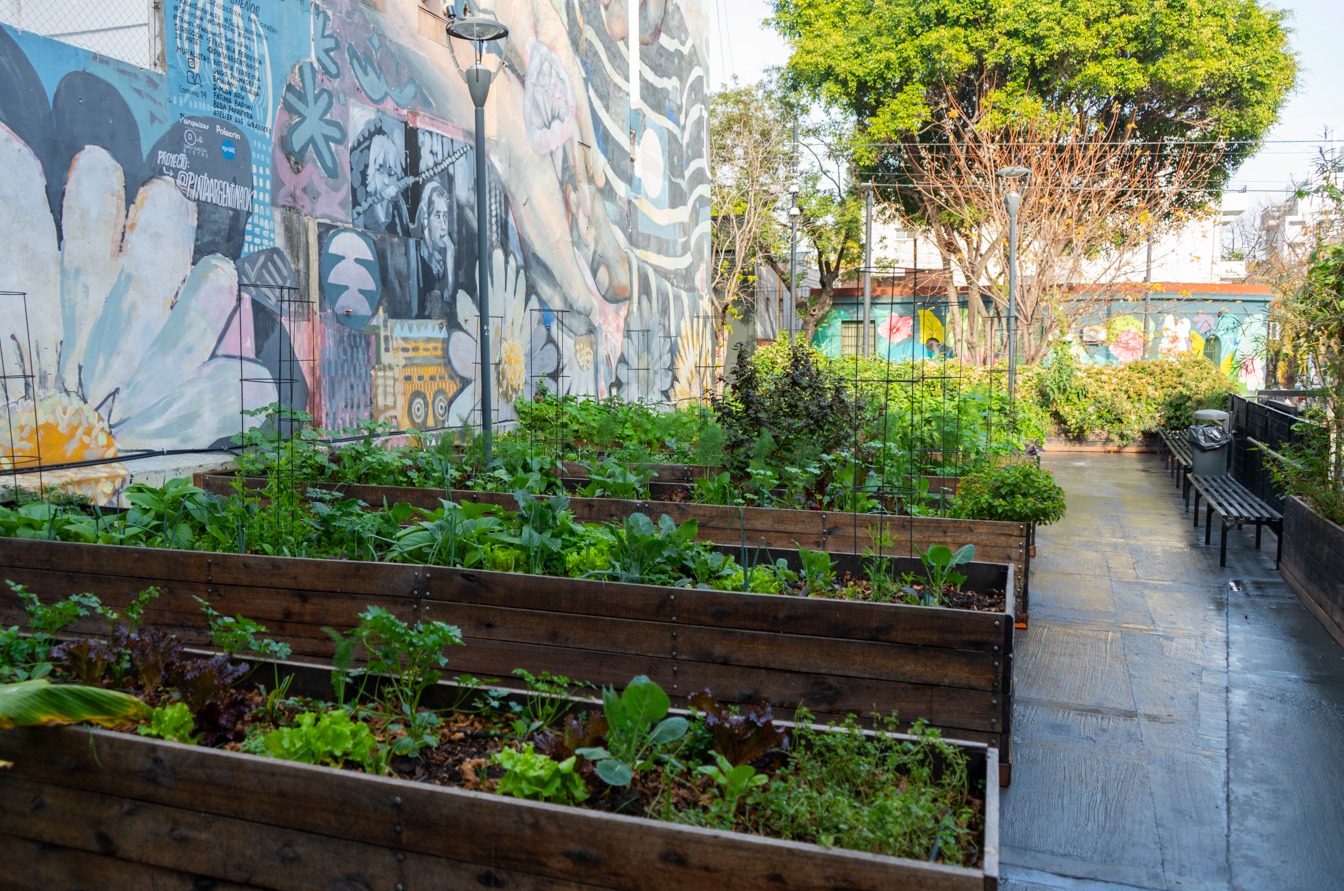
0 0 159 71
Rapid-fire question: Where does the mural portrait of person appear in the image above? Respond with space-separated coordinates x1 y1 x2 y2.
350 112 411 236
416 179 456 320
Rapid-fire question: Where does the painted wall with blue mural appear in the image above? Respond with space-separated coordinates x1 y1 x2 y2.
1063 288 1271 390
0 1 712 502
814 299 957 362
814 286 1271 390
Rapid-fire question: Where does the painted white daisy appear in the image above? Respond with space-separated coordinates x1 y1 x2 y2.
0 126 276 500
446 248 558 427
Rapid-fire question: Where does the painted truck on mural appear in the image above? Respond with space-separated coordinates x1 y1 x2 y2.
374 318 459 430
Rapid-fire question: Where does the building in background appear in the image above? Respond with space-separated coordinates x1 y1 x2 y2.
810 196 1268 388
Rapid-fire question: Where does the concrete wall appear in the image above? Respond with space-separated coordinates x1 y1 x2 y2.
0 0 712 502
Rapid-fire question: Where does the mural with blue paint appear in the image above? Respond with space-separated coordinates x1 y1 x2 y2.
814 300 955 362
1 0 713 502
1066 291 1270 389
0 24 298 503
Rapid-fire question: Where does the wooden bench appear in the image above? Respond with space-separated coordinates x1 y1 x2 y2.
1158 428 1193 501
1189 474 1283 567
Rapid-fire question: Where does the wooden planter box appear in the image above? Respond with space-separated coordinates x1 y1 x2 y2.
548 461 962 502
1280 496 1344 649
0 537 1016 784
198 473 1033 624
0 706 1000 891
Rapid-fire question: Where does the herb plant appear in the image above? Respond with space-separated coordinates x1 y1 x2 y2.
950 461 1067 525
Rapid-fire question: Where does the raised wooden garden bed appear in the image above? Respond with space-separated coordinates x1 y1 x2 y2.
0 702 1000 891
1280 496 1344 649
197 473 1034 624
0 536 1017 784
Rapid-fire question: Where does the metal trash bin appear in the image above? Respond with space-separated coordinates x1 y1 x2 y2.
1189 424 1232 476
1193 408 1230 432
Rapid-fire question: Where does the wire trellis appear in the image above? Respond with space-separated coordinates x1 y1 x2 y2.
0 290 42 499
233 283 311 550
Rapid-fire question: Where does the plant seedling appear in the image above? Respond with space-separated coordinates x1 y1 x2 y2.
576 675 688 787
915 544 975 606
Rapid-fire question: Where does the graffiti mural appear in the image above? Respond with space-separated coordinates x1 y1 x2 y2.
815 302 954 362
1066 291 1271 390
0 25 295 503
2 0 713 500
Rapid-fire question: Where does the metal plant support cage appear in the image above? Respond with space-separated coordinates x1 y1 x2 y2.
0 290 44 498
232 282 312 548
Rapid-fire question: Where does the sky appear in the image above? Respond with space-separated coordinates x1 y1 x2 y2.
706 0 1344 202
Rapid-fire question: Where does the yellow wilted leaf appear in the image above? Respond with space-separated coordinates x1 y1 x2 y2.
0 680 148 731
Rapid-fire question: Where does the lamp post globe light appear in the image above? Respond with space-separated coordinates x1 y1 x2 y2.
446 8 508 464
995 165 1030 403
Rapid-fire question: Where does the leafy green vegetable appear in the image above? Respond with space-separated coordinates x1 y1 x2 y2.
576 675 688 787
493 744 589 804
262 709 383 772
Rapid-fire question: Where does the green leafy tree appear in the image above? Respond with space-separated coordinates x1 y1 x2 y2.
769 0 1297 361
792 119 867 338
710 79 795 341
1272 160 1344 522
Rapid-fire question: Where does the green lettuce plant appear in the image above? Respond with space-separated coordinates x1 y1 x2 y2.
493 744 589 804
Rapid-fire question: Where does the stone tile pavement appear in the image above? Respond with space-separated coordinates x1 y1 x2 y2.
999 451 1344 891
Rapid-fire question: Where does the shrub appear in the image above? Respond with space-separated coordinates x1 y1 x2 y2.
714 339 856 474
949 461 1067 525
1035 345 1235 444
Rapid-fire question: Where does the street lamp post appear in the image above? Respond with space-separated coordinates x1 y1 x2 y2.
861 182 874 355
996 166 1030 403
787 196 800 339
446 10 508 465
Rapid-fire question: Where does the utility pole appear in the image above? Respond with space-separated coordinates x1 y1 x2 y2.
1144 232 1154 359
996 166 1030 404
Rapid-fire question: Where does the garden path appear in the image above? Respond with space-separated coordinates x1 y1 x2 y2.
999 451 1344 891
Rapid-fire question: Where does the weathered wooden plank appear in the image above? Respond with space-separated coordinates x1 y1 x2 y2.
425 638 1003 733
0 538 1011 648
0 726 995 891
0 775 606 891
0 833 264 891
1282 498 1344 636
0 538 1014 773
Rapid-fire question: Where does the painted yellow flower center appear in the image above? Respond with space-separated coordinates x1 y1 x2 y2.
574 335 595 371
2 392 128 502
499 339 526 402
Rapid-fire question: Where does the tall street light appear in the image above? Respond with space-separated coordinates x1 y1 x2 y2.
787 196 800 339
446 9 508 465
996 165 1030 403
861 182 874 355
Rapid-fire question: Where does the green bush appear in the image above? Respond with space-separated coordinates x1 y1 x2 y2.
1034 345 1235 444
949 461 1067 525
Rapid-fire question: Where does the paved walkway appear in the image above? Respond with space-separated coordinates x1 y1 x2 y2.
1000 451 1344 891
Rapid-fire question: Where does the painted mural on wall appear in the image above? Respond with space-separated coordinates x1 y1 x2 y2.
1067 300 1268 390
814 294 1267 390
270 0 713 429
815 303 954 362
0 25 298 503
0 0 713 502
